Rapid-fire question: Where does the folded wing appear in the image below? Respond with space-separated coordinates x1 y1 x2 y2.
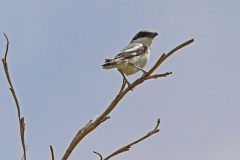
102 43 147 69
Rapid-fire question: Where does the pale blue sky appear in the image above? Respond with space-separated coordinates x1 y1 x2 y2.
0 0 240 160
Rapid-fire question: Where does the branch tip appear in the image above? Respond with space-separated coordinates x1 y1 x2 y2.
99 116 110 123
3 33 9 61
93 151 103 160
50 145 55 160
3 33 8 40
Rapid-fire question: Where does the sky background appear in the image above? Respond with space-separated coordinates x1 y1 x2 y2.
0 0 240 160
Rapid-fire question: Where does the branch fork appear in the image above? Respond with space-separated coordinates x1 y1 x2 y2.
94 119 161 160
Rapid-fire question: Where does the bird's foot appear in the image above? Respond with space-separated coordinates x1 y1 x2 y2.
124 79 133 91
141 70 148 79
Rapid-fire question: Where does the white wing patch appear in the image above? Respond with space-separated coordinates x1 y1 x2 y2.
114 43 147 60
122 44 142 52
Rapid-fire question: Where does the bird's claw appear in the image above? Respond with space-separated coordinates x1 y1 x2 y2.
141 71 148 79
124 79 133 91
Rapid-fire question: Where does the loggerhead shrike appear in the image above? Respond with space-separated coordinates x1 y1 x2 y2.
102 30 158 88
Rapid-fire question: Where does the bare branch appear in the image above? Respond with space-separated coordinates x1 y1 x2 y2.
146 39 194 77
9 88 21 124
62 115 110 159
2 34 27 160
144 72 172 80
61 39 194 160
3 33 9 62
163 39 194 61
21 145 28 160
2 34 13 89
93 151 103 160
104 119 160 160
50 145 55 160
99 116 110 123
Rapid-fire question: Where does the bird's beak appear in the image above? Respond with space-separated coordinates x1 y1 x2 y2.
148 32 158 38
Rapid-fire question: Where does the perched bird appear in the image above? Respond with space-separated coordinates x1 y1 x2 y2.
102 30 158 87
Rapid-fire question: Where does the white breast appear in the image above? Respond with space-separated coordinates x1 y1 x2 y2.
117 48 150 76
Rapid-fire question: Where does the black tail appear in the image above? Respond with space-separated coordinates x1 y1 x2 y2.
102 59 116 69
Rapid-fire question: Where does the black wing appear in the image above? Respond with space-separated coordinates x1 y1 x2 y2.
114 43 148 59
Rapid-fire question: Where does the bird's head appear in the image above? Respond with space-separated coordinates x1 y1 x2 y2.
131 30 158 47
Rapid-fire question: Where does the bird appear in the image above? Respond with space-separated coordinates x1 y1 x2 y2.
102 30 158 88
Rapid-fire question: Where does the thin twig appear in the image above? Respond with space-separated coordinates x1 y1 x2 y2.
50 145 55 160
3 33 9 62
104 119 160 160
21 145 28 160
144 72 172 80
99 116 110 123
61 39 194 160
93 151 103 160
163 39 194 61
2 33 27 160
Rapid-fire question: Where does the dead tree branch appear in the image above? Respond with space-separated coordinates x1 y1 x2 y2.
102 119 160 160
93 151 103 160
2 33 27 160
61 39 194 160
21 145 28 160
50 145 55 160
